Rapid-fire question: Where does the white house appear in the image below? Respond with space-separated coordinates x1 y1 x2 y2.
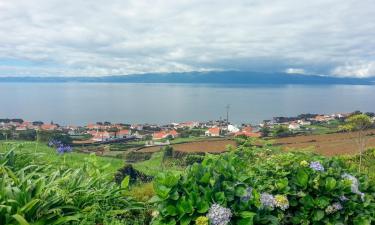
288 123 301 130
297 120 311 126
227 124 240 133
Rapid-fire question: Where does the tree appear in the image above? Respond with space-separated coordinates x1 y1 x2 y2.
342 114 373 172
272 125 291 138
260 126 271 137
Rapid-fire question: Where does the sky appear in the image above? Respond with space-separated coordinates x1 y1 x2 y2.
0 0 374 77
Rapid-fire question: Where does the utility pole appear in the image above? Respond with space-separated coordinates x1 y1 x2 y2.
226 104 230 125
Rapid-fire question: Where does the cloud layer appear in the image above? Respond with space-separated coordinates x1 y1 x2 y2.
0 0 374 77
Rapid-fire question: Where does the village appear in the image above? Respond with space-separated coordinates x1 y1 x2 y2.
2 111 374 147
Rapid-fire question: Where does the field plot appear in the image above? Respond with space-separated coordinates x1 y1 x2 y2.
275 129 375 156
138 139 237 153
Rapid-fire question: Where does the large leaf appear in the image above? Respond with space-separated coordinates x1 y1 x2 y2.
121 175 130 189
12 214 30 225
295 169 309 188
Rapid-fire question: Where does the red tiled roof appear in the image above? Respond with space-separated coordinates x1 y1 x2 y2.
207 127 220 135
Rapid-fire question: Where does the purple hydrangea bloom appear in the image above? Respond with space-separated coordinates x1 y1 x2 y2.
48 139 62 147
260 193 275 209
309 161 325 171
56 145 72 154
206 204 232 225
325 202 343 214
241 187 253 202
339 195 349 202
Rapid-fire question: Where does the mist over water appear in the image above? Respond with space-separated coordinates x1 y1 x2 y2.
1 83 374 125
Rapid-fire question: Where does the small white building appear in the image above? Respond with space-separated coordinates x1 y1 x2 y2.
288 123 301 130
227 124 240 133
297 120 311 126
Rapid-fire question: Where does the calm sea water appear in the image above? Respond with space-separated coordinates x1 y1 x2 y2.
1 83 374 125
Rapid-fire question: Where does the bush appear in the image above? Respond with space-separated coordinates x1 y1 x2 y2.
184 154 205 165
0 146 147 225
152 145 375 225
115 164 154 184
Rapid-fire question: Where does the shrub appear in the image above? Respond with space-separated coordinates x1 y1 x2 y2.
184 154 205 165
0 146 146 225
152 145 375 225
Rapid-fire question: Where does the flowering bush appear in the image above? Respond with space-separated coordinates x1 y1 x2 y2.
151 145 375 225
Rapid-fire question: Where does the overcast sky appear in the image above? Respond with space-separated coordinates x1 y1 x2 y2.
0 0 374 77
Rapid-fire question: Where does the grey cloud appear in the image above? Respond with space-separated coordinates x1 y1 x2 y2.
0 0 374 77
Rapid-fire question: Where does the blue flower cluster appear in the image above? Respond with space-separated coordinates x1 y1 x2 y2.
260 193 275 209
57 145 72 154
240 187 253 202
309 161 325 171
206 204 232 225
49 139 72 154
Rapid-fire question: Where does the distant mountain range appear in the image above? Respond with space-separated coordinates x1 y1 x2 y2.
1 71 374 85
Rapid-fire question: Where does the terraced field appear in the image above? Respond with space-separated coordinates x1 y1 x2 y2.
275 129 375 156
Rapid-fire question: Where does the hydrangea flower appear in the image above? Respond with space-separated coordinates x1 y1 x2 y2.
309 161 325 171
56 145 72 154
206 204 232 225
241 187 253 202
342 173 365 201
196 216 209 225
260 193 275 209
274 195 289 210
151 210 159 218
325 202 343 214
300 160 309 167
339 195 349 202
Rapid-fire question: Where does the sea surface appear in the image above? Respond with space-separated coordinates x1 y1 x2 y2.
1 83 374 125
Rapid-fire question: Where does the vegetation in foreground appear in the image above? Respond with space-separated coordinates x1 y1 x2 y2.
152 141 375 224
1 136 375 225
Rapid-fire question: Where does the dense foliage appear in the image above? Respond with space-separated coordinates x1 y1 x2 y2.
0 144 147 225
152 142 375 225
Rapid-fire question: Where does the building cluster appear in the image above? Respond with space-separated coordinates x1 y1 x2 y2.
1 111 374 143
261 113 354 131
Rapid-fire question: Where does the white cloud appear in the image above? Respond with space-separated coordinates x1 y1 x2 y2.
0 0 374 77
332 61 375 78
285 68 306 74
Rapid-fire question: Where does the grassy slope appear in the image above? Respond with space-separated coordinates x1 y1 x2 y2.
0 141 124 174
132 151 183 176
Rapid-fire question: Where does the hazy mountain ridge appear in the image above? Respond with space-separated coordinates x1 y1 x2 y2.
1 71 374 85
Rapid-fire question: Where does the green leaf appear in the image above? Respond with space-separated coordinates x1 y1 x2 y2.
239 211 256 218
51 215 80 225
179 215 192 225
197 201 209 213
121 175 130 189
154 185 172 199
20 199 40 214
12 214 30 225
166 205 178 216
312 210 325 221
235 185 247 197
325 177 336 191
296 169 309 187
214 192 226 204
238 218 254 225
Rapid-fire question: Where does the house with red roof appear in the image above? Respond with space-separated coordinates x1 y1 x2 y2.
40 124 58 131
117 129 130 138
153 130 179 140
91 131 116 142
234 126 261 138
205 127 221 137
